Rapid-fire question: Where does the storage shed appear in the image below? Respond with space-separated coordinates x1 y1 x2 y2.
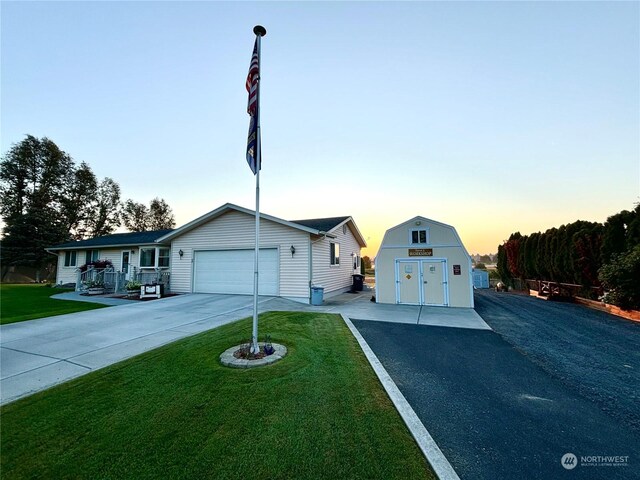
375 216 474 308
472 269 490 289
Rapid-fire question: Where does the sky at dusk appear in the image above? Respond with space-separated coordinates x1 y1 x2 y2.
2 1 638 258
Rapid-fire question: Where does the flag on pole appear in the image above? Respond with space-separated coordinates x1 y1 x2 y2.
246 39 260 174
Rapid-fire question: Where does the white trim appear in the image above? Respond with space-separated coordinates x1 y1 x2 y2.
409 227 430 245
157 203 325 243
327 217 367 248
380 243 462 250
395 257 449 306
139 246 171 269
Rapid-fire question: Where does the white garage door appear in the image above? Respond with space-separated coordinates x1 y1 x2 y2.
193 249 279 295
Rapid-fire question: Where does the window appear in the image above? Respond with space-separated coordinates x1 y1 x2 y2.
411 229 428 245
353 254 359 270
140 247 170 268
64 251 77 267
140 248 156 267
158 248 170 268
85 249 100 262
330 242 340 265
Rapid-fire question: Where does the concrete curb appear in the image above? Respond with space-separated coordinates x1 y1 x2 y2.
341 313 460 480
219 342 287 368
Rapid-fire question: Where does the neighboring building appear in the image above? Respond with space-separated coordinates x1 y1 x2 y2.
472 268 490 289
375 216 474 308
47 230 173 286
47 203 366 304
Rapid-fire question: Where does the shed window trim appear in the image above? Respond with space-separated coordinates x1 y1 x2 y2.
64 251 77 267
410 228 429 245
330 242 340 266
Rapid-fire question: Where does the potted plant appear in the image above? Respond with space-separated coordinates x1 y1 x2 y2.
125 280 142 295
84 279 105 295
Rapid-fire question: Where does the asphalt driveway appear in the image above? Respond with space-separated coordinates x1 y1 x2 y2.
352 291 640 480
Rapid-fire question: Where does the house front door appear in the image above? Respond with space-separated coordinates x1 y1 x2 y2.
121 251 131 280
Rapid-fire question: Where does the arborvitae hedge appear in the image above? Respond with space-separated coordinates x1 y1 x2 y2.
497 204 640 308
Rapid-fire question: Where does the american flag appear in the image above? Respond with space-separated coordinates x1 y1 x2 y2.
246 39 259 116
246 38 260 174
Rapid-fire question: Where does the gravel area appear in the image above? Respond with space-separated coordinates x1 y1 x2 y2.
474 289 640 431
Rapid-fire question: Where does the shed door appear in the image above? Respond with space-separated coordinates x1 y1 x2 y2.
194 249 278 295
421 260 446 306
396 261 420 304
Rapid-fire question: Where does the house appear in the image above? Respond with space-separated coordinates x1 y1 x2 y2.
375 216 474 308
47 229 174 288
47 203 366 304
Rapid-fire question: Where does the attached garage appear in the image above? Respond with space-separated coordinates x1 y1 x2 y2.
193 249 278 295
375 216 474 308
156 203 367 304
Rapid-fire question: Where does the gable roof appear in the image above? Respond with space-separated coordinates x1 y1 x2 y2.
156 203 366 247
290 216 350 233
47 229 174 251
292 215 367 247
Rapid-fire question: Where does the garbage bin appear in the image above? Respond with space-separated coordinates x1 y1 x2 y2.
352 274 364 292
310 286 324 305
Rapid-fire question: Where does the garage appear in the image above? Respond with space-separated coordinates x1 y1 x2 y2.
375 216 474 308
193 248 278 295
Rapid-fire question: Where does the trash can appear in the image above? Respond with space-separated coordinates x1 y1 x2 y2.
352 274 364 292
310 286 324 305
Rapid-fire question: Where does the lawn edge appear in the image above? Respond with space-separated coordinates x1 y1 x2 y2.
340 313 460 480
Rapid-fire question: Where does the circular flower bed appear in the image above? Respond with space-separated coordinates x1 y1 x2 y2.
220 342 287 369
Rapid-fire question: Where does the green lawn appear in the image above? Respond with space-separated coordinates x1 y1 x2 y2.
0 284 107 324
0 312 435 480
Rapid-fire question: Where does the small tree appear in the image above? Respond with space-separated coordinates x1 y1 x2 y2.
599 245 640 310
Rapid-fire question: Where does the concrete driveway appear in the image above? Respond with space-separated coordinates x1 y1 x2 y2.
1 291 487 405
1 294 280 404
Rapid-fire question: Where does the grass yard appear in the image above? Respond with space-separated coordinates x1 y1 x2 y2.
1 311 435 480
0 284 107 324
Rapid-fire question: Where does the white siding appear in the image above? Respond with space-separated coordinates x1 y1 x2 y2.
56 252 78 285
170 210 310 300
312 222 362 296
376 217 473 308
55 247 142 285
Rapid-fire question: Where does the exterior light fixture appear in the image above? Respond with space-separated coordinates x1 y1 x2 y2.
290 245 296 257
415 221 421 226
178 249 184 258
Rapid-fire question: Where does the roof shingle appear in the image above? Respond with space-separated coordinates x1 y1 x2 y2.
48 229 174 250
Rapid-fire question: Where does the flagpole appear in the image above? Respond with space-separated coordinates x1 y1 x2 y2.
251 25 266 354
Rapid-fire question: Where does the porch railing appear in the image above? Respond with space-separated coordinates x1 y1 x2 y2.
76 266 170 294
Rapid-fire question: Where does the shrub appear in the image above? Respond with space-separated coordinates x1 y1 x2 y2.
598 244 640 310
79 260 113 273
125 281 142 290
